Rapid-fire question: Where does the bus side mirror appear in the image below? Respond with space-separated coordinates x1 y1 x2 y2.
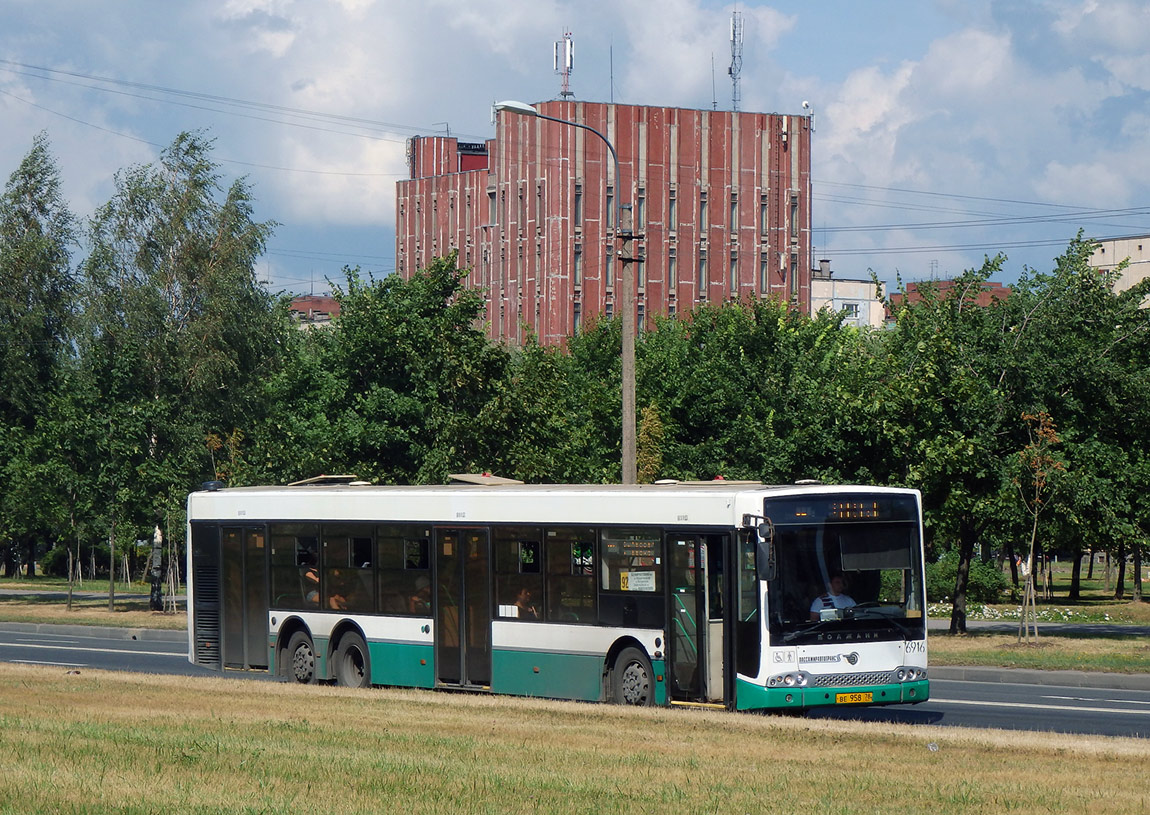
757 522 776 581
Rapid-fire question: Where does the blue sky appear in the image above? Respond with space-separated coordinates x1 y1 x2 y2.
3 0 1149 297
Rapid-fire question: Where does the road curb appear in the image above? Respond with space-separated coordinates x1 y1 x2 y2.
931 665 1150 691
1 621 186 644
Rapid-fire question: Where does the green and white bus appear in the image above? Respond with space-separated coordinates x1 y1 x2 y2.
186 477 928 711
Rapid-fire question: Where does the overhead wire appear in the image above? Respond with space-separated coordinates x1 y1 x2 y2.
6 58 1147 280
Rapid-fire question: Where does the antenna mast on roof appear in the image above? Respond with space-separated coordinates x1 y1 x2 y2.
728 10 743 111
711 53 717 110
555 30 574 99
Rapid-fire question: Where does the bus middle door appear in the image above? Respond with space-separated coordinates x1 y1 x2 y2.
434 528 492 689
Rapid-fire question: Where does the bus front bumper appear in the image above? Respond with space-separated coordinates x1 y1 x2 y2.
735 678 929 711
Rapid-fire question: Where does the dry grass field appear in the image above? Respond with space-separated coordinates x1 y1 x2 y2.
0 663 1146 815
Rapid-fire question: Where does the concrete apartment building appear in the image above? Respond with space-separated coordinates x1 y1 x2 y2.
396 100 813 345
1088 235 1150 294
809 259 886 329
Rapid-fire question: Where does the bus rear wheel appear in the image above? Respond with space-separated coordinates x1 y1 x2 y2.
285 631 317 684
334 632 371 688
611 647 654 706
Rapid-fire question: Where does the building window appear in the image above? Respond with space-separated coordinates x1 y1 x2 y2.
574 182 583 227
573 302 582 334
636 188 646 231
574 246 583 286
668 247 678 288
668 188 678 231
668 302 677 319
790 192 800 239
605 301 614 320
606 249 614 288
730 193 738 232
760 254 770 294
760 194 769 239
697 252 707 299
699 192 708 230
842 303 860 320
606 185 614 228
637 303 645 332
730 255 738 296
536 181 544 236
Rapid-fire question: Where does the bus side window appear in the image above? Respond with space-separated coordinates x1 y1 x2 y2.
377 525 431 615
600 528 661 593
494 527 543 621
546 528 595 623
269 524 320 609
322 525 374 613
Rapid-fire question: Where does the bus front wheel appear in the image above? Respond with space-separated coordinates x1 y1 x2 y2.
611 647 654 706
285 631 317 684
334 632 371 688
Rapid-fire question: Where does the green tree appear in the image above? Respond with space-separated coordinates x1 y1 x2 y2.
251 256 508 485
882 261 1015 633
0 133 78 577
635 299 888 483
76 132 283 595
1001 237 1150 601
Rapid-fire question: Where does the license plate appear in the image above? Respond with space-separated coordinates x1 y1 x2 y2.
835 692 873 704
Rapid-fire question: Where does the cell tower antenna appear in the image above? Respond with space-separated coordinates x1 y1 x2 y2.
554 30 575 99
728 10 743 111
711 53 717 110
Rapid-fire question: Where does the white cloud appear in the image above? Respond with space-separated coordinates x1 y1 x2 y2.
271 136 407 226
3 0 1150 290
619 0 794 107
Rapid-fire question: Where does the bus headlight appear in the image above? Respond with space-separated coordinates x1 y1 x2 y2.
893 666 927 682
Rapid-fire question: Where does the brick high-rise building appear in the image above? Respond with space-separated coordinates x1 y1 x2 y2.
396 100 813 345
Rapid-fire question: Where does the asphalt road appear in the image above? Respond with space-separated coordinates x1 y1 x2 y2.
2 621 1148 737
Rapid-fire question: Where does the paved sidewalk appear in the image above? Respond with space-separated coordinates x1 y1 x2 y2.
0 620 185 643
928 618 1150 637
927 617 1150 690
930 665 1150 691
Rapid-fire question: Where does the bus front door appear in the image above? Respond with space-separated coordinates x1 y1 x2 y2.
667 533 726 704
434 528 492 689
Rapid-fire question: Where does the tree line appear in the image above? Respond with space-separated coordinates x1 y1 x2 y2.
1 133 1146 630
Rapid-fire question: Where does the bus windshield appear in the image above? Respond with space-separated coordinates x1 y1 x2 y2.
763 494 925 645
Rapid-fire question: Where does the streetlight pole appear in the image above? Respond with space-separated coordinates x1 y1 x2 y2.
494 100 637 484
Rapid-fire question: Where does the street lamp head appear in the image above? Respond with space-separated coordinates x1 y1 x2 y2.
493 99 539 117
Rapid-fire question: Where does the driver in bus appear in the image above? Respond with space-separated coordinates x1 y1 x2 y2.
810 572 856 620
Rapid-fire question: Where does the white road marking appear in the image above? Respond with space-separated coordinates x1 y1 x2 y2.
933 697 1150 716
13 659 86 667
0 642 184 657
1043 695 1150 706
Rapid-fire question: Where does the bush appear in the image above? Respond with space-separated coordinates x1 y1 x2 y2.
926 550 1009 604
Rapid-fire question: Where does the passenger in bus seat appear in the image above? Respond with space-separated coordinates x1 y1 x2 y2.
514 586 538 619
809 573 856 620
409 575 432 614
303 564 320 605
